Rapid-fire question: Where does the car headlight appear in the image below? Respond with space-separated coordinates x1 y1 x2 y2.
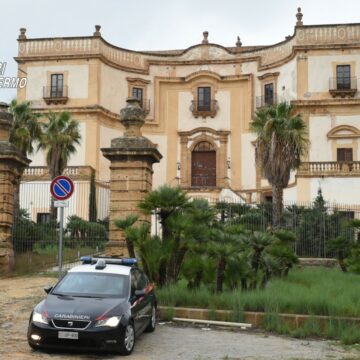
32 311 48 325
95 316 122 328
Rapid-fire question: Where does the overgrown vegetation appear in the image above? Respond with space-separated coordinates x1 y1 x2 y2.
115 185 298 291
12 210 108 272
157 267 360 344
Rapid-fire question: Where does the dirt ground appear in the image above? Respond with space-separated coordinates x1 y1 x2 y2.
0 275 359 360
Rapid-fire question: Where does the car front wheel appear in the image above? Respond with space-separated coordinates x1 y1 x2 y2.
119 322 135 355
145 305 156 333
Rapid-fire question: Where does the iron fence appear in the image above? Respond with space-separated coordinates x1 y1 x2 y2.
9 179 360 274
212 200 358 258
12 180 110 273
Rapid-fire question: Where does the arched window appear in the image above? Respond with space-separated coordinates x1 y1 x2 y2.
191 141 216 187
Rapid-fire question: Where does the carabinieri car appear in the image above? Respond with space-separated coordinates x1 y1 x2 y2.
27 257 156 355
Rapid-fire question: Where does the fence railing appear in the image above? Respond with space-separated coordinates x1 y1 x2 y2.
297 161 360 176
12 180 110 273
23 166 95 181
210 200 359 258
190 100 218 118
329 77 357 97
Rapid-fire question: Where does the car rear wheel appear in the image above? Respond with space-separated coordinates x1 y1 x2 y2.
119 322 135 355
145 305 156 333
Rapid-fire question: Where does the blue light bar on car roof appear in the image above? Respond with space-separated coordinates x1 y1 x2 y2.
80 256 137 266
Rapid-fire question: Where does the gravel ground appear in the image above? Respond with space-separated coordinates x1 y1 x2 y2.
0 275 359 360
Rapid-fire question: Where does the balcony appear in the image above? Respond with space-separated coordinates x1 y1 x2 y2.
190 100 218 118
329 77 357 98
43 85 69 105
297 161 360 177
256 94 278 108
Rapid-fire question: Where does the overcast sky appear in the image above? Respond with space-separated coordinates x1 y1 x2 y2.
1 0 360 102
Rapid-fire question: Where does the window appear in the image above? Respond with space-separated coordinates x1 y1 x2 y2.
264 83 274 106
132 87 144 107
197 87 211 111
337 148 353 162
336 65 351 90
52 273 129 298
37 212 50 224
50 74 64 98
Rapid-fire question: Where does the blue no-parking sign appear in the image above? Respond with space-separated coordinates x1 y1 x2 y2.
50 175 75 279
50 175 74 201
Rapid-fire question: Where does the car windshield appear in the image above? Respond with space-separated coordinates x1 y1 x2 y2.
52 272 129 298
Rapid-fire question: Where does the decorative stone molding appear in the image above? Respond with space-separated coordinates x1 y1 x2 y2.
93 25 101 37
18 28 26 40
327 125 360 139
178 127 230 189
296 7 304 27
126 77 150 114
202 31 209 45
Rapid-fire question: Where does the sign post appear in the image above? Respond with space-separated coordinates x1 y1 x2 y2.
50 176 74 279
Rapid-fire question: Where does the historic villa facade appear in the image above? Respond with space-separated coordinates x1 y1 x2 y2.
15 8 360 220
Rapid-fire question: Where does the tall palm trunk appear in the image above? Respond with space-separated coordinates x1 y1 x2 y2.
158 217 169 287
216 257 226 293
272 184 283 229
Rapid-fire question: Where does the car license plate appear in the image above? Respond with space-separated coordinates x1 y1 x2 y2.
58 331 78 340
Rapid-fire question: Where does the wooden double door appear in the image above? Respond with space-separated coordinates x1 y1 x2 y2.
191 151 216 187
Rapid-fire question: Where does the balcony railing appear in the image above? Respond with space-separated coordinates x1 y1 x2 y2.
297 161 360 177
329 77 357 98
43 85 69 105
256 94 278 108
23 166 94 181
190 100 218 118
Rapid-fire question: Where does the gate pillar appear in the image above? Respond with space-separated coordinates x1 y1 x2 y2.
0 103 30 274
101 98 162 257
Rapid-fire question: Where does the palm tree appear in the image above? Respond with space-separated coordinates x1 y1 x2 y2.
9 100 42 218
138 185 190 286
251 102 309 228
38 111 81 219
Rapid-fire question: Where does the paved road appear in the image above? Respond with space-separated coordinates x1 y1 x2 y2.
0 276 359 360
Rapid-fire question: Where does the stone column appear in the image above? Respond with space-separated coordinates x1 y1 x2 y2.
101 98 162 257
0 103 30 273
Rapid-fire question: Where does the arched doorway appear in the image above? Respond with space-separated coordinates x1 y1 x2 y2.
191 141 216 187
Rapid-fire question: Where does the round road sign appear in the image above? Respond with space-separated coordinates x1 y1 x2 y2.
50 175 74 201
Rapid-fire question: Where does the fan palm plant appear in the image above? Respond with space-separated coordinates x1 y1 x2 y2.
251 101 309 228
38 111 81 219
9 100 42 218
138 185 190 286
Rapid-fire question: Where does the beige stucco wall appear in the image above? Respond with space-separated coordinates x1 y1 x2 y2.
309 115 333 161
311 177 360 204
26 64 89 102
146 134 168 188
240 133 256 189
178 90 231 132
309 115 360 161
308 53 360 94
99 125 123 181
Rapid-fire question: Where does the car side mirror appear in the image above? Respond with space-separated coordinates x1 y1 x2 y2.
134 289 146 297
44 286 53 294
